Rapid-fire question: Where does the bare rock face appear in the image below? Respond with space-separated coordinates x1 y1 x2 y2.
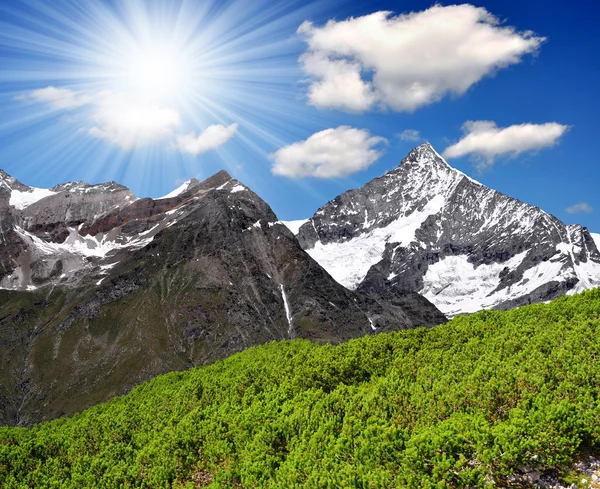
19 181 136 242
0 168 445 426
294 143 600 317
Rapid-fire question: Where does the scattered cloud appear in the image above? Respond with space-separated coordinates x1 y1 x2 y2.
298 5 544 112
177 123 238 155
20 86 91 110
271 126 386 178
21 86 238 152
88 93 181 150
566 202 593 214
442 121 569 167
397 129 422 142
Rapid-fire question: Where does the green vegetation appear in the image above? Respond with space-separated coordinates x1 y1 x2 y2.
2 290 600 488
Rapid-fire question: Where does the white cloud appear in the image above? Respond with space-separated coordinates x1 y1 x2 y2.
298 5 544 112
271 126 386 178
442 121 569 166
88 93 181 150
300 54 377 112
22 86 90 110
397 129 422 142
22 86 239 152
566 202 593 214
177 123 238 155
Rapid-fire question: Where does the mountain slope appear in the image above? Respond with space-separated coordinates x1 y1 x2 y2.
0 169 445 426
292 143 600 316
2 289 600 488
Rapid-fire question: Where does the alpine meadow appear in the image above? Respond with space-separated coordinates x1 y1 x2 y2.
2 290 600 487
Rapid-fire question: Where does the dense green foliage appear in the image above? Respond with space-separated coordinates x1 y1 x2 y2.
2 290 600 488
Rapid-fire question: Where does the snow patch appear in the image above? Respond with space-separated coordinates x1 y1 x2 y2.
418 251 575 317
592 233 600 251
157 180 193 200
16 225 157 260
307 195 446 289
282 219 308 235
230 184 245 193
9 187 56 209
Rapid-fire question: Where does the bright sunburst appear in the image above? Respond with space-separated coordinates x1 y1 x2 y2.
0 0 328 193
117 41 193 105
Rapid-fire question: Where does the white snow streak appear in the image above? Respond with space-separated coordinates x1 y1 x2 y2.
367 317 376 331
280 284 293 335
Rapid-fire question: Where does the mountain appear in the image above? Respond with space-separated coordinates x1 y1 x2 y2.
291 143 600 317
0 169 445 426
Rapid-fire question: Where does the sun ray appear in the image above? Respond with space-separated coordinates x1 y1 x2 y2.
0 0 351 213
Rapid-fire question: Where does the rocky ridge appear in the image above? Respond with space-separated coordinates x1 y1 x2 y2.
291 143 600 316
0 168 445 426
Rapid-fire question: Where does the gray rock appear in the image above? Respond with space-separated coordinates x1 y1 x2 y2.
0 168 445 426
295 143 600 316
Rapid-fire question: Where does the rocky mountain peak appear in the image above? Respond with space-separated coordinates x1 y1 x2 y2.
0 169 30 192
0 166 445 425
292 144 600 316
406 141 439 162
195 169 232 191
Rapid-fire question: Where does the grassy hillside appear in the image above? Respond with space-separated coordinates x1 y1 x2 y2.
2 290 600 488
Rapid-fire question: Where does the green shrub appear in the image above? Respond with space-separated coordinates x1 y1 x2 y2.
2 289 600 487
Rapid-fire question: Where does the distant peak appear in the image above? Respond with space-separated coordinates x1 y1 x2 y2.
0 169 31 192
407 142 440 160
400 142 485 188
199 170 232 190
50 181 131 194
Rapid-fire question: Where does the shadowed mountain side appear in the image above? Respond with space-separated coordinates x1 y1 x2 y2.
0 170 445 426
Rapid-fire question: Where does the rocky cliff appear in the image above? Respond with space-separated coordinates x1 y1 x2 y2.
0 169 445 426
292 143 600 316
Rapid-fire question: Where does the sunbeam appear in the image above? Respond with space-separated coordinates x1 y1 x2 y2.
0 0 345 205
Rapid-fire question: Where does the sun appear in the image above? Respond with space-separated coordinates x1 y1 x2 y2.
116 40 193 105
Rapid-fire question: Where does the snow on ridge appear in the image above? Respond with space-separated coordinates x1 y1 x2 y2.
424 143 483 186
10 187 56 210
230 184 246 193
157 180 193 200
307 194 446 290
15 224 158 260
592 233 600 251
282 219 308 235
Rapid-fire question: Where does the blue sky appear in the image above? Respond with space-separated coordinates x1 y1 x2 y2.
0 0 599 232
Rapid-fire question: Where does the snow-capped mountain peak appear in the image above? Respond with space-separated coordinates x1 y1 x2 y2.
294 143 600 316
